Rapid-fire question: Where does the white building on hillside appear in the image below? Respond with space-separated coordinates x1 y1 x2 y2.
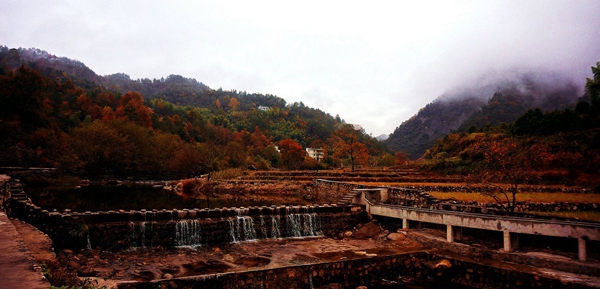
306 147 325 162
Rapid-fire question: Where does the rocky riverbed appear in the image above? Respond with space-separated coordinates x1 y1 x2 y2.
13 218 426 288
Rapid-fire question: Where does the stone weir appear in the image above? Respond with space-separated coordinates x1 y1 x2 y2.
2 181 366 250
77 205 364 251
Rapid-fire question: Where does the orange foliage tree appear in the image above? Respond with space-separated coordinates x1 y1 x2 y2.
330 125 369 171
469 137 546 212
278 139 306 170
115 92 153 128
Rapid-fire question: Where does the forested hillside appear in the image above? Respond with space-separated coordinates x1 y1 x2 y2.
0 46 393 179
421 63 600 186
385 74 581 159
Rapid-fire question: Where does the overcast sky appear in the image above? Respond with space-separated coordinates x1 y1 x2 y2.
2 0 599 136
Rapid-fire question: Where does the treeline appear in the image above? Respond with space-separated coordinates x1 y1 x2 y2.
0 53 394 179
385 73 580 159
422 63 600 185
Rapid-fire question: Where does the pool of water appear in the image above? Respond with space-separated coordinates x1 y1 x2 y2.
26 184 280 212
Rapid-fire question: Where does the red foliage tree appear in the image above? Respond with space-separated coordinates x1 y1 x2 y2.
469 137 542 212
115 92 153 128
278 139 306 170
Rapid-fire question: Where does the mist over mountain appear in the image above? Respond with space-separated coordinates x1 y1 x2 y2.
384 69 582 159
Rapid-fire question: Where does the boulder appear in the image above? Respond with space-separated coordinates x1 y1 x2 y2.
354 221 381 239
387 233 405 241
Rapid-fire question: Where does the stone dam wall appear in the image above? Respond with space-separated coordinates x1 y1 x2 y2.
2 179 367 250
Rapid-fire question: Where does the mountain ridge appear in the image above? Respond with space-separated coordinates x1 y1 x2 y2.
385 72 582 159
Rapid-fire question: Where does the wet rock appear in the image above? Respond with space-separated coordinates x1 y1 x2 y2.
387 233 405 241
62 249 73 255
433 259 451 269
344 231 353 237
163 273 173 279
223 254 234 263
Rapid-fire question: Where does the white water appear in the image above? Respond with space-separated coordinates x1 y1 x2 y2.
86 230 92 250
270 215 282 239
128 208 323 249
286 213 322 238
228 216 257 242
175 219 203 247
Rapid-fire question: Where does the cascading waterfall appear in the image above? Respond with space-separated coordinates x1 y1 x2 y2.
123 206 324 249
129 222 137 247
129 221 151 249
86 230 92 250
286 213 322 238
228 215 257 242
175 219 203 247
270 215 282 239
228 207 322 242
140 221 146 248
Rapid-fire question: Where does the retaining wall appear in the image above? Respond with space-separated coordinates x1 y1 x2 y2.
116 251 593 289
314 179 600 217
2 179 367 250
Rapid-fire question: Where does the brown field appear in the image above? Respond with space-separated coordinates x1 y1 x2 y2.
427 191 600 204
529 211 600 222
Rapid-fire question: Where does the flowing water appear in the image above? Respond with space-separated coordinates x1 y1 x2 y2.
175 219 204 248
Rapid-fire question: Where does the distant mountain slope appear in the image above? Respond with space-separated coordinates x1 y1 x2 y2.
0 46 286 112
385 72 581 159
0 45 377 149
385 97 485 159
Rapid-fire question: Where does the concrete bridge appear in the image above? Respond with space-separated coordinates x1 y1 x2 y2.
350 188 600 262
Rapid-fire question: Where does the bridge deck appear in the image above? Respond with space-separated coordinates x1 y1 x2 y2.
355 190 600 262
371 204 600 240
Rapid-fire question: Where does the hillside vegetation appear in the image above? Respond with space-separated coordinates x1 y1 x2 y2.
421 62 600 187
0 46 394 179
385 73 581 159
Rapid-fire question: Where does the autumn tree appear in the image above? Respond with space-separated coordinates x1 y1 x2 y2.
0 66 51 130
263 143 282 168
468 137 543 213
278 139 306 170
379 153 396 166
173 142 222 180
330 124 369 171
69 121 133 177
395 151 409 166
224 141 247 168
115 92 153 128
172 143 204 178
228 97 240 110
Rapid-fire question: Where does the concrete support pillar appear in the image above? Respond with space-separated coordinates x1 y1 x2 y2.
503 230 518 252
402 218 408 230
447 225 454 243
578 237 587 262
